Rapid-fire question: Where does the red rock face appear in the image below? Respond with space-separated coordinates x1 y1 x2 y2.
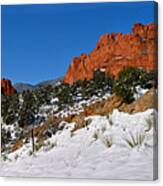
1 78 17 96
64 23 157 84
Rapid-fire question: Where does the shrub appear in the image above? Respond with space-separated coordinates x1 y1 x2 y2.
114 67 157 103
1 95 10 118
14 154 19 160
92 131 99 140
93 69 114 90
93 69 106 85
114 80 135 103
102 137 112 148
35 142 44 151
57 83 73 105
18 91 39 128
1 128 11 147
1 94 20 125
50 142 56 149
2 155 8 161
5 113 17 125
28 150 33 156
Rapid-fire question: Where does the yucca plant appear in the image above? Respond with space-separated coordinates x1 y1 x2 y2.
123 131 145 148
145 113 156 132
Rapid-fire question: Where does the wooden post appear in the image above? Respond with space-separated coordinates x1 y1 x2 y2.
31 127 35 153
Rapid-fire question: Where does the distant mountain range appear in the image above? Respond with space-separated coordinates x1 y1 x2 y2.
14 77 63 93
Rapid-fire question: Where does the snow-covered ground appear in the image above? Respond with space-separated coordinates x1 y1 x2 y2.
0 109 157 180
41 92 111 118
1 90 112 144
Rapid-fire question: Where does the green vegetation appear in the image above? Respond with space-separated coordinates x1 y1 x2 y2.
1 128 11 150
124 131 145 148
1 67 157 152
1 67 157 127
114 67 157 103
1 94 20 125
93 131 99 140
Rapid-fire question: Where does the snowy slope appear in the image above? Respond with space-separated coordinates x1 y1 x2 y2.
0 109 157 180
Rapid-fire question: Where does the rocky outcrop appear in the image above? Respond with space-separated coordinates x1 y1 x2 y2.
81 88 157 117
64 23 157 84
1 78 17 96
121 88 157 113
62 89 157 131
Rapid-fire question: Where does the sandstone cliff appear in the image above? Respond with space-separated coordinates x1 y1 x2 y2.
64 23 157 84
1 78 17 96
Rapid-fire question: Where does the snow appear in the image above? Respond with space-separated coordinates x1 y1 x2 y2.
55 92 111 118
1 121 22 141
50 97 59 104
0 109 157 180
134 86 149 100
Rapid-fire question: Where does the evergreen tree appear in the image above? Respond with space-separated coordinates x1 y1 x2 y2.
114 67 157 103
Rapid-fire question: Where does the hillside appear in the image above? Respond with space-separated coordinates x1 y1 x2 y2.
0 109 157 179
1 67 158 180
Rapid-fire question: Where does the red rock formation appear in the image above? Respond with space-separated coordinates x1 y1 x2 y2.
1 78 17 96
64 23 157 84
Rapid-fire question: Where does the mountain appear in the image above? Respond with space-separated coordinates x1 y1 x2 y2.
14 77 63 93
1 78 17 96
36 77 63 88
64 23 157 84
14 83 34 92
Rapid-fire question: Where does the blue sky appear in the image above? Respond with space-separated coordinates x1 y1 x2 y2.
1 1 157 84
